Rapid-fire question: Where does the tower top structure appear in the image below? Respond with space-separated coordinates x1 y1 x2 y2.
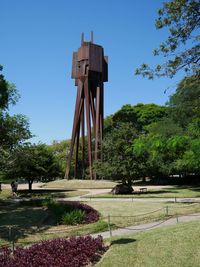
71 32 108 83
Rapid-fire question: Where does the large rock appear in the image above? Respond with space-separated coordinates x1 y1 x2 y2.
111 184 133 195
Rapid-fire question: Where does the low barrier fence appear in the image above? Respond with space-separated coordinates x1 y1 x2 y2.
105 202 200 237
1 202 200 250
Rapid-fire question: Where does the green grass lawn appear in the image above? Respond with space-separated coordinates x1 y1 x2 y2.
0 188 88 200
85 186 200 198
0 189 12 199
17 189 88 199
0 199 107 246
42 179 117 189
1 198 200 247
97 220 200 267
88 201 200 228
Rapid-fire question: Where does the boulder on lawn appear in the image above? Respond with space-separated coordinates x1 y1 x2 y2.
111 184 133 195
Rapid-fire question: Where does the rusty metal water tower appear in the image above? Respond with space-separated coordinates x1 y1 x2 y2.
65 32 108 179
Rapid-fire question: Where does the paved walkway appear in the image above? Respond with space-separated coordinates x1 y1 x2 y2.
3 182 200 204
2 183 200 241
2 183 200 204
62 195 200 204
91 213 200 239
76 196 200 203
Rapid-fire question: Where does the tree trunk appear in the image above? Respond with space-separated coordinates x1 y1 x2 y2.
28 179 33 192
122 178 126 185
127 178 132 186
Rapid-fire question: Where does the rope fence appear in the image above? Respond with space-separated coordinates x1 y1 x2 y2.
105 208 164 218
172 202 199 208
110 215 174 232
1 203 200 250
105 204 200 237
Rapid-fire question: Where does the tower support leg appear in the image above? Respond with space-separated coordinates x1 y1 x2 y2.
65 81 83 179
84 78 93 179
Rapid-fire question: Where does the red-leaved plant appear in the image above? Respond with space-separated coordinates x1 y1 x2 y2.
44 200 100 225
64 201 100 223
0 235 107 267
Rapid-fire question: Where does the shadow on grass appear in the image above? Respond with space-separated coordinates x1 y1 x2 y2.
126 186 200 196
111 238 136 245
0 201 56 243
132 189 179 195
19 189 75 193
17 189 76 198
168 185 200 194
187 187 200 192
106 189 180 196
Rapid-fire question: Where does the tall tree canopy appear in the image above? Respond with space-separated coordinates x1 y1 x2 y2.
0 65 19 109
105 103 168 133
94 122 138 184
0 66 32 174
135 0 200 79
7 144 62 191
168 75 200 126
94 75 200 184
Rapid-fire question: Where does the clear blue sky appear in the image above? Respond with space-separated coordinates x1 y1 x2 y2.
1 0 184 144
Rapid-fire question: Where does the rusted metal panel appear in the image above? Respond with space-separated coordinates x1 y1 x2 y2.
89 44 103 72
103 56 108 82
77 43 90 61
71 52 79 79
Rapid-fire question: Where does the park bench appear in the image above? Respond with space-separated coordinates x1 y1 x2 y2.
139 187 147 193
132 187 147 194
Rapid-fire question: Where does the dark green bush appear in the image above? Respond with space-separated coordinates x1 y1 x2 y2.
62 209 85 225
42 199 99 225
43 198 66 222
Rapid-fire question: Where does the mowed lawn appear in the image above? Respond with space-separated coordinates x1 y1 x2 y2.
0 189 11 199
97 220 200 267
89 201 200 228
0 200 108 246
1 199 200 246
42 179 117 189
86 186 200 198
0 188 88 200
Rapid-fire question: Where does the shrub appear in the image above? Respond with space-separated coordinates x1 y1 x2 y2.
43 199 99 225
65 201 100 224
62 209 85 225
43 198 66 222
0 235 107 267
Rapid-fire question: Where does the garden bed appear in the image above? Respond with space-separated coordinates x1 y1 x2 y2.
0 235 107 267
43 199 100 225
0 199 106 247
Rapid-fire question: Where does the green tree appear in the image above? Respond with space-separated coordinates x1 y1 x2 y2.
50 139 70 173
0 113 31 149
132 134 169 180
174 138 200 176
8 144 62 191
168 75 200 127
0 65 19 109
187 118 200 138
132 134 190 181
0 66 32 175
135 0 200 79
131 136 150 180
94 122 138 184
146 117 183 137
50 138 89 179
112 103 168 132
